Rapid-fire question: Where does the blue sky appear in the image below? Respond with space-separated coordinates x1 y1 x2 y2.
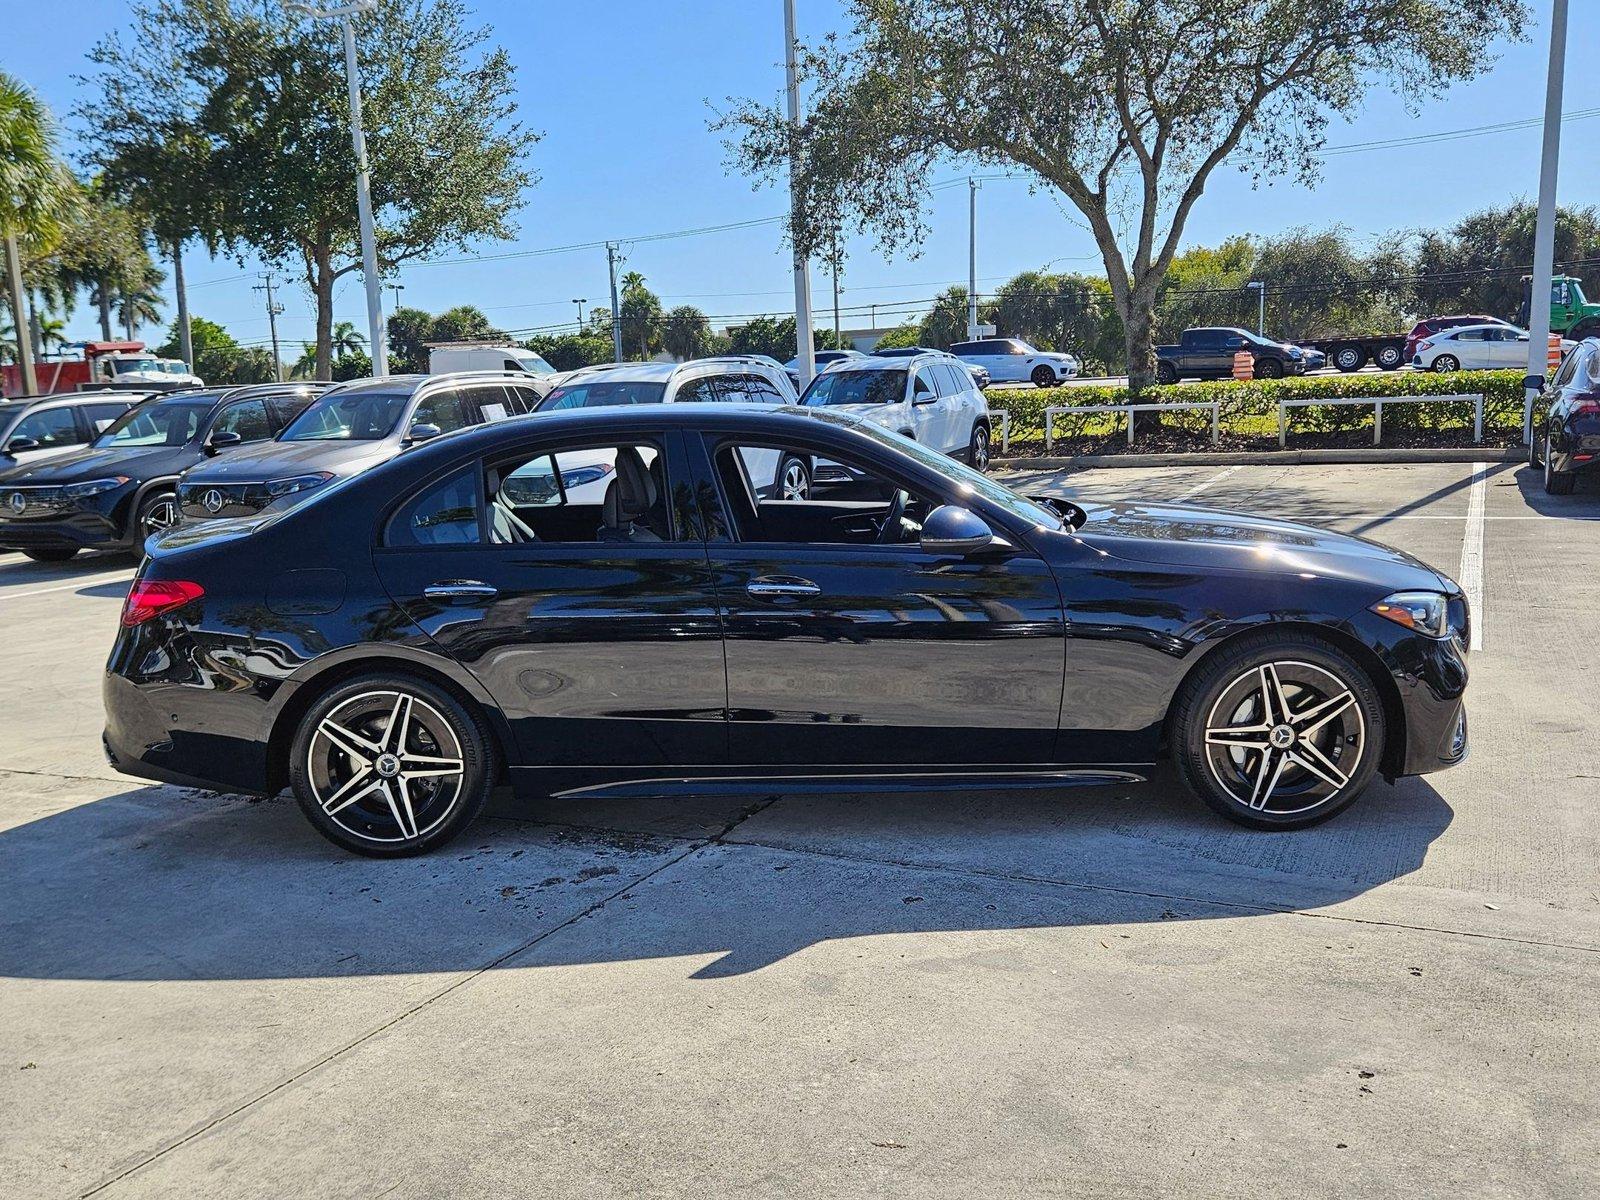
9 0 1595 354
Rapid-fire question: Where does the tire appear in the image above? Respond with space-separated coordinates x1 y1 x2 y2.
1255 358 1284 379
133 490 180 542
1375 343 1405 370
22 547 79 563
1170 632 1385 830
1155 361 1178 385
1031 365 1057 388
1544 434 1576 494
1333 345 1365 373
1529 428 1543 467
774 454 811 500
967 422 992 472
1431 354 1460 373
289 672 495 857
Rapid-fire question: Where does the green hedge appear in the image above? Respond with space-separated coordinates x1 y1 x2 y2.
985 369 1527 442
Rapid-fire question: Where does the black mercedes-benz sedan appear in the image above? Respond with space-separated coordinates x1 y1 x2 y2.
0 384 323 562
1531 337 1600 494
103 405 1470 856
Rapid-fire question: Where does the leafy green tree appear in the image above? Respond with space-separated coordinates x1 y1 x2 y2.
330 320 366 358
662 305 713 361
872 323 921 350
386 305 436 373
1412 202 1600 321
81 0 536 380
35 181 157 342
155 314 265 382
427 304 504 345
523 332 613 373
331 349 372 382
917 286 982 349
617 271 662 359
719 0 1526 389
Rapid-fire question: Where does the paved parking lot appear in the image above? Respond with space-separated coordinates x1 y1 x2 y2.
2 461 1596 1198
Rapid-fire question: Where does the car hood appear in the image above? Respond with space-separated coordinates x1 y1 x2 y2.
0 443 190 485
181 438 395 483
1074 500 1449 593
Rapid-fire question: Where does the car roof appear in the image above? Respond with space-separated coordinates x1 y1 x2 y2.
557 357 788 385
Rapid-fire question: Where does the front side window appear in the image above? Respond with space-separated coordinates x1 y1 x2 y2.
210 399 273 443
281 391 410 441
802 368 907 407
536 380 668 410
94 397 214 447
12 407 82 447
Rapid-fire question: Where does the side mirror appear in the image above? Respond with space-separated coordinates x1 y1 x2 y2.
407 422 442 443
920 504 1010 557
4 437 40 455
204 430 243 456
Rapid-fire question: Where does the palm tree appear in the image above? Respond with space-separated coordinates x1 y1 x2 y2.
34 313 66 355
330 320 365 358
0 71 79 391
116 281 162 340
662 305 711 361
290 343 319 380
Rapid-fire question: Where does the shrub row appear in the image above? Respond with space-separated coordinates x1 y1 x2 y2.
985 369 1528 441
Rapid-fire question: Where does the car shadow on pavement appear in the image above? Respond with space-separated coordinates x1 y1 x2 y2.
1512 464 1600 513
0 772 1453 982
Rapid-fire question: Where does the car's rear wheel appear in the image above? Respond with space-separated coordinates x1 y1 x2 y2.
775 454 811 500
1256 358 1284 379
1544 433 1576 494
1333 345 1365 372
1432 354 1460 373
1171 634 1385 830
289 673 494 857
1375 343 1405 370
967 422 991 471
22 547 78 563
1155 361 1177 385
1031 365 1057 388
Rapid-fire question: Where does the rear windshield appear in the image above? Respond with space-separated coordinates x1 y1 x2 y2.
802 369 906 406
93 397 214 447
281 391 410 441
536 381 668 410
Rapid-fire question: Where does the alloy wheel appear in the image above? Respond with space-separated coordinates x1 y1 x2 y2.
1202 660 1365 816
140 496 179 537
306 689 466 845
970 426 991 471
779 459 811 501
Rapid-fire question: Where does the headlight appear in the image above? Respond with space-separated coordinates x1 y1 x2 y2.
65 476 131 498
265 472 335 498
560 464 614 488
1370 591 1450 638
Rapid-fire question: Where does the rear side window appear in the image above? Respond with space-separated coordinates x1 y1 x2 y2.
81 402 131 434
387 465 481 547
673 377 720 403
211 399 273 443
1454 329 1486 341
414 389 472 434
266 394 317 432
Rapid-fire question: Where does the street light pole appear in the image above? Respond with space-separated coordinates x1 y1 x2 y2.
606 243 623 361
783 0 815 389
572 298 587 327
1248 280 1265 335
290 0 388 376
967 177 979 341
1525 0 1568 445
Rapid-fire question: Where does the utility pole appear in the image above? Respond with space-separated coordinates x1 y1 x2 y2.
967 177 979 341
783 0 816 389
606 243 623 361
289 1 388 375
572 298 587 328
254 273 284 382
831 230 841 348
1525 0 1568 445
3 235 37 394
171 241 194 374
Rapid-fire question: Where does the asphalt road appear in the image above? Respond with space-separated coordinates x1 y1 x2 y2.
1 462 1595 1198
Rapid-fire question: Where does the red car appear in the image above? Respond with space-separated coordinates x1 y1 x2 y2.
1404 315 1512 363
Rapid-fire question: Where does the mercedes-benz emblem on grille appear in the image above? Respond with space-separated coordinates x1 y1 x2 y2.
6 492 24 515
202 489 225 514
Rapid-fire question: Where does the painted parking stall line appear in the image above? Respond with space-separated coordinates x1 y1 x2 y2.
1174 464 1244 501
1458 463 1487 651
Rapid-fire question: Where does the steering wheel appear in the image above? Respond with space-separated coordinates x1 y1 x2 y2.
876 488 909 544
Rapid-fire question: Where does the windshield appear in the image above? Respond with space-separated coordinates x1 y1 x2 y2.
536 380 668 410
110 357 161 374
281 391 410 441
94 397 213 447
802 369 907 406
847 419 1063 531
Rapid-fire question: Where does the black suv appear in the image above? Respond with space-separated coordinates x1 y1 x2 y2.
0 383 323 562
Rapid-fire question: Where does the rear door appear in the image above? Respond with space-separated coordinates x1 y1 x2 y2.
372 428 729 779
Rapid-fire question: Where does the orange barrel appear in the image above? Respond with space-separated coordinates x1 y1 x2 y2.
1231 350 1254 381
1548 333 1563 373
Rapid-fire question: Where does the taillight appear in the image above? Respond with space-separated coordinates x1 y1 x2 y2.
1569 395 1600 418
121 579 205 627
1417 339 1434 352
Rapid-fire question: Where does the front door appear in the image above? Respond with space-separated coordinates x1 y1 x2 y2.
373 429 728 777
691 428 1065 770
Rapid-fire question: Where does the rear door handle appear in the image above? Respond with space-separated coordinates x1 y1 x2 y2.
424 579 498 600
746 576 821 599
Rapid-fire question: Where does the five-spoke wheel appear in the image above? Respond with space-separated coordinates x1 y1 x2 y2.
1172 635 1384 828
289 674 493 855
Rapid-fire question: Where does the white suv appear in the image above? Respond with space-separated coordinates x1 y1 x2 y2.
531 356 805 501
949 338 1080 387
799 353 994 470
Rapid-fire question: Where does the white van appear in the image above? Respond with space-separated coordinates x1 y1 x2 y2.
428 343 560 393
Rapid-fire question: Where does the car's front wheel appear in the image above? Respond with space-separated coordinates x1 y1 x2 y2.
1255 358 1284 379
1432 354 1460 373
135 491 180 541
1031 365 1057 388
1155 361 1177 385
1171 634 1385 830
289 673 495 856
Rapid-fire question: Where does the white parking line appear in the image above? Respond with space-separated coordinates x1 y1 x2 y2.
1174 465 1243 500
1459 463 1488 651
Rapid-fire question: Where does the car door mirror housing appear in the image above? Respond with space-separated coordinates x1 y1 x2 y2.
204 430 243 456
4 437 39 455
407 422 443 443
920 504 1009 556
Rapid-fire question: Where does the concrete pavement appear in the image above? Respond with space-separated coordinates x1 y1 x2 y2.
1 463 1595 1198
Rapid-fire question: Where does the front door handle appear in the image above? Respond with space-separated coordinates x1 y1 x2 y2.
746 576 821 599
424 579 498 600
